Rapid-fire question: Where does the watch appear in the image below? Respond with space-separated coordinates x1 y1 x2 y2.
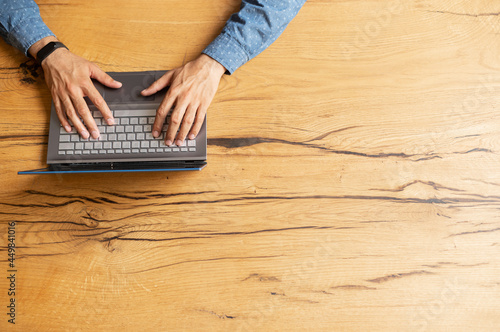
36 42 68 63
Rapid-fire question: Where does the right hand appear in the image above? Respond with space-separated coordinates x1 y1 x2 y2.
34 39 122 139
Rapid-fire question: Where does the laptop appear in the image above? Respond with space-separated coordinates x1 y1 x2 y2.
19 71 207 174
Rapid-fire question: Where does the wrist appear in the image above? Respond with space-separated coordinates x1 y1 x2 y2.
198 54 226 78
28 36 58 59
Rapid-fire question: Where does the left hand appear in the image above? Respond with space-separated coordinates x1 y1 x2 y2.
141 54 226 146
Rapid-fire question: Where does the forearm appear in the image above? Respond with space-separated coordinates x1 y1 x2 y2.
0 0 55 56
202 0 307 74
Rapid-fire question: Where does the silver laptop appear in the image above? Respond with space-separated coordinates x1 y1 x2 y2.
19 71 207 174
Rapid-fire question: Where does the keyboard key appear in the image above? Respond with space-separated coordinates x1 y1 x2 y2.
75 150 82 155
173 148 180 152
122 142 131 149
107 149 114 153
71 134 80 142
132 149 139 153
189 148 196 152
146 133 154 140
140 149 147 153
58 151 66 155
108 134 117 141
136 133 145 140
141 141 149 148
150 140 159 148
100 134 107 141
60 135 71 142
121 118 129 125
106 126 115 133
91 150 98 154
99 150 107 154
95 118 102 125
124 149 131 154
75 142 83 149
131 141 140 148
134 125 142 133
118 134 127 141
115 109 157 117
148 117 155 124
144 125 152 132
116 150 123 154
187 140 196 146
113 142 122 149
116 126 124 133
85 142 93 150
103 142 112 149
139 117 148 125
125 126 134 133
67 151 74 155
59 143 74 150
130 118 139 124
156 148 163 153
127 133 135 140
181 148 187 152
148 148 156 153
113 118 120 125
94 142 103 149
83 150 90 155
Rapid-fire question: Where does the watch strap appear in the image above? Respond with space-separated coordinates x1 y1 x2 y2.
36 42 68 63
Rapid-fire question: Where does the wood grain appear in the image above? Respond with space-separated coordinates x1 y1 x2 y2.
1 0 500 331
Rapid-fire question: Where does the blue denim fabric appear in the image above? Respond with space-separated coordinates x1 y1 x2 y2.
0 0 54 55
202 0 306 74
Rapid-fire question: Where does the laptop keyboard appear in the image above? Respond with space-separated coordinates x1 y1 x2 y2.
57 109 196 156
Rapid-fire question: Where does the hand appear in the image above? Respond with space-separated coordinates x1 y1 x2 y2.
31 37 122 139
141 54 226 146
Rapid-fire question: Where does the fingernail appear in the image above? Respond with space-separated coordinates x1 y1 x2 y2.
91 130 100 139
188 134 195 140
176 140 183 146
81 131 90 139
166 140 172 146
107 118 115 125
153 130 159 138
64 125 72 132
115 80 122 87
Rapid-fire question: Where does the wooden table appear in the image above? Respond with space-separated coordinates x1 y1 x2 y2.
1 0 499 330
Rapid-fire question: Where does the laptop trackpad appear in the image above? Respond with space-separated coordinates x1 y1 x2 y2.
103 73 155 103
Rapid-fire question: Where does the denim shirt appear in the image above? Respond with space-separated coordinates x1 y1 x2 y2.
0 0 306 74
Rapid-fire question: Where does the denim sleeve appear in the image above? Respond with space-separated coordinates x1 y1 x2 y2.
202 0 306 74
0 0 55 56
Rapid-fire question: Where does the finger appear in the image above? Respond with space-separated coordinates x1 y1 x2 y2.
187 103 207 140
53 95 72 132
142 70 174 96
165 101 188 146
175 103 198 145
90 65 122 89
73 96 99 139
83 84 115 125
152 92 176 139
62 97 89 139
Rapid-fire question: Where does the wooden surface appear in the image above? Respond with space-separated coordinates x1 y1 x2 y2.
1 0 500 330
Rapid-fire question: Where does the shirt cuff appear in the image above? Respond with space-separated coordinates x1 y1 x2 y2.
9 18 55 56
202 32 250 75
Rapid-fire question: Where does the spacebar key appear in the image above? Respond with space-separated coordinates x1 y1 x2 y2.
114 109 157 117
